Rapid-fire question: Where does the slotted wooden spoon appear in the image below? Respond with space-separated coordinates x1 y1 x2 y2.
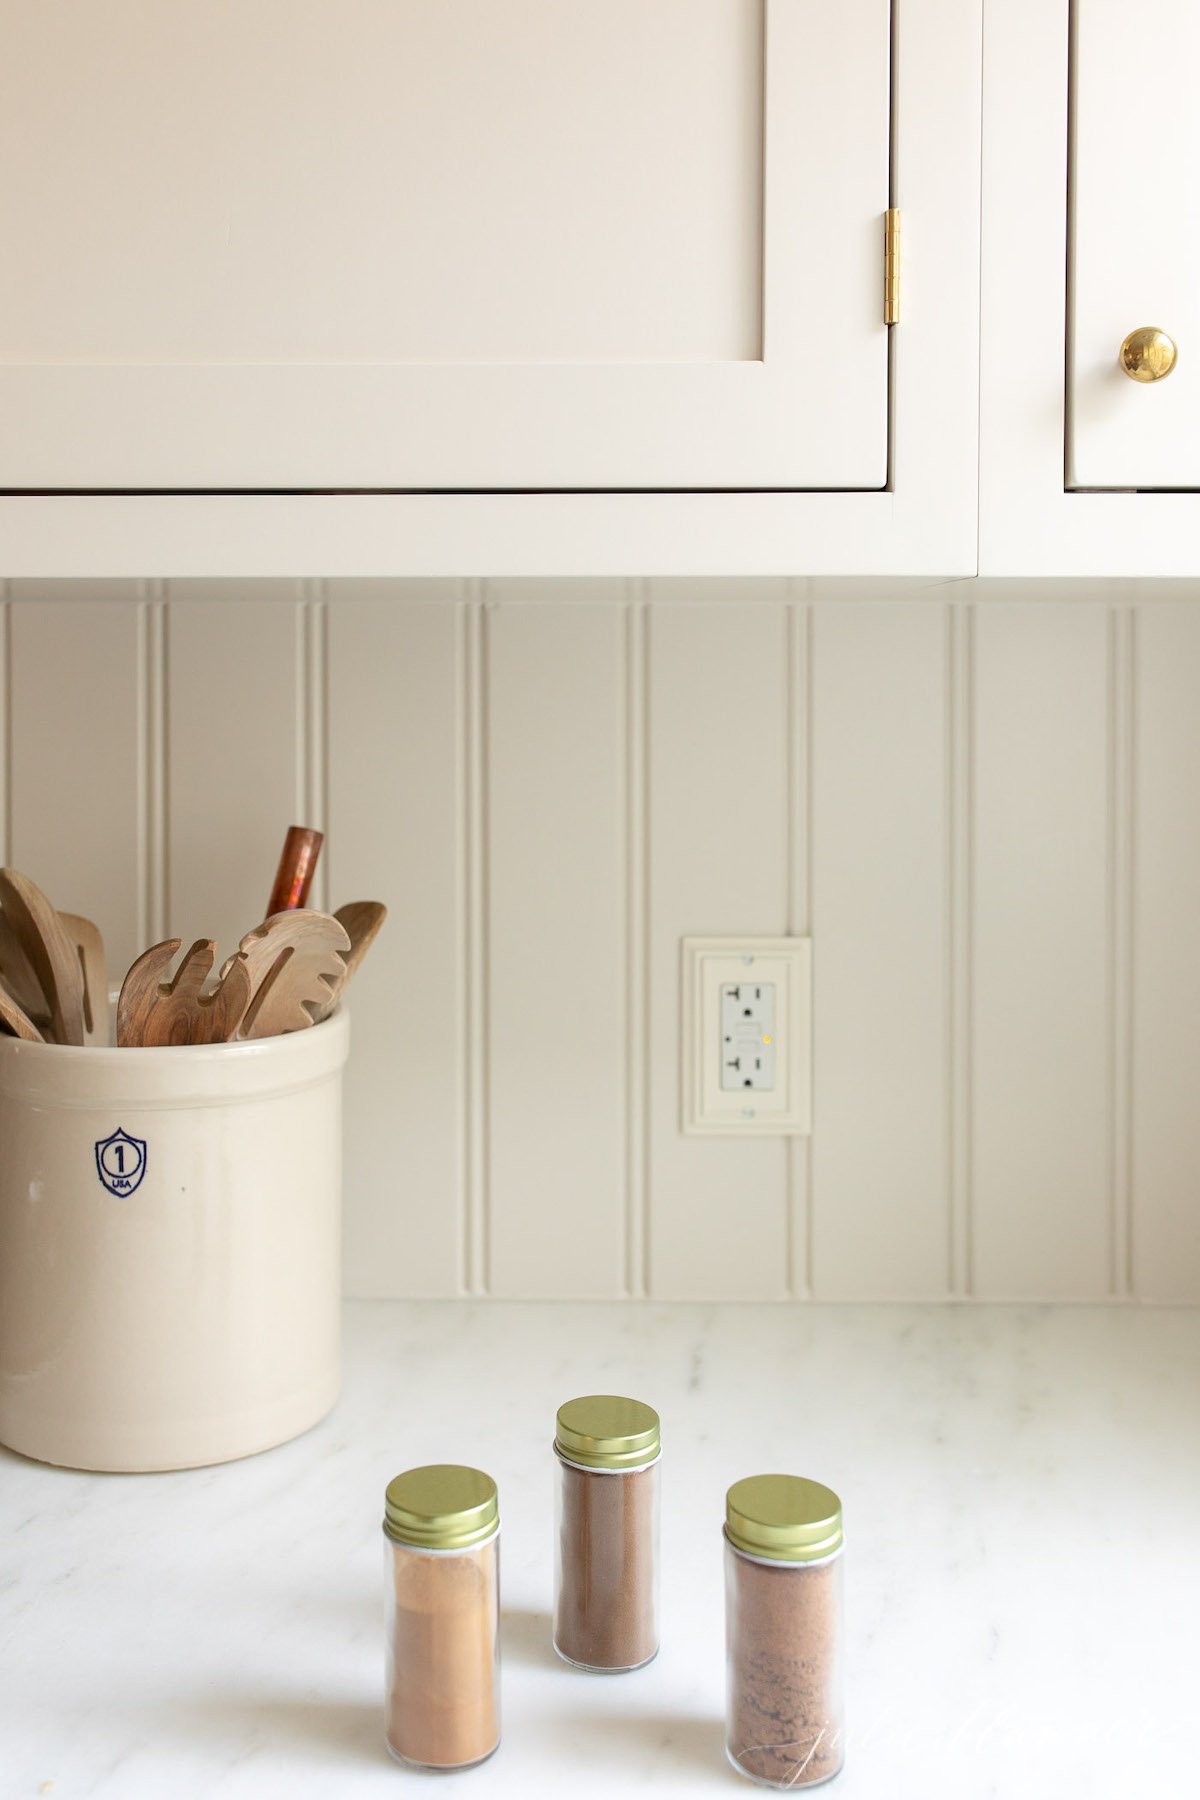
0 868 87 1046
59 913 108 1047
117 939 252 1048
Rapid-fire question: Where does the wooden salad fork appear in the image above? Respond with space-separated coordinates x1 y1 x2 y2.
117 939 252 1048
223 909 350 1039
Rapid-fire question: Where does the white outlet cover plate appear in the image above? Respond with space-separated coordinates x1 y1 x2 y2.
681 937 812 1136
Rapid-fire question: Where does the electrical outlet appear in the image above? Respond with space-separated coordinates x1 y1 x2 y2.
720 982 777 1090
681 938 811 1136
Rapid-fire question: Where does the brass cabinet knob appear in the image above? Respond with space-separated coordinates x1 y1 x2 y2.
1119 327 1178 382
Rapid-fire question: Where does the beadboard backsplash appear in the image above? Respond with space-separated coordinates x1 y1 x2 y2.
2 576 1197 1304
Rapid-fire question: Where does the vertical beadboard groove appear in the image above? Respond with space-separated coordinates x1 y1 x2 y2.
307 582 330 912
1108 603 1135 1298
623 580 649 1298
291 581 328 907
293 585 310 831
948 600 974 1296
138 579 168 948
786 587 813 1299
0 582 10 866
463 586 490 1297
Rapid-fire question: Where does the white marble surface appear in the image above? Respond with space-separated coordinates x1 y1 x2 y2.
3 1301 1199 1798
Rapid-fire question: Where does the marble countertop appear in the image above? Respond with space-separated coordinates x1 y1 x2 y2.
4 1300 1199 1799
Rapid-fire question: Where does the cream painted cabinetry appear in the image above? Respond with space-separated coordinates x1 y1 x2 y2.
982 0 1200 573
0 1 982 576
1069 0 1199 491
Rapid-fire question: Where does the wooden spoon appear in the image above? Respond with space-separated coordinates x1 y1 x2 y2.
117 939 252 1048
311 899 387 1023
59 913 108 1047
0 974 43 1042
224 909 350 1039
0 907 46 1023
0 869 87 1046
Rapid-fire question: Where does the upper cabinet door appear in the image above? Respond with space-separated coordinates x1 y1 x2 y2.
1070 0 1199 490
0 0 890 492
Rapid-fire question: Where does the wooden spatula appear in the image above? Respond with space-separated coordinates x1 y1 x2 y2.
225 909 350 1039
0 868 87 1046
311 899 387 1023
59 913 108 1047
117 939 252 1048
0 974 43 1042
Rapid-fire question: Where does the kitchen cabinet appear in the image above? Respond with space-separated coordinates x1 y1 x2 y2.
1069 0 1198 491
981 0 1200 572
0 0 983 576
2 0 888 492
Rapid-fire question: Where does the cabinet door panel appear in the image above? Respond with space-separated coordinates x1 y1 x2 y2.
0 0 889 491
1070 0 1200 489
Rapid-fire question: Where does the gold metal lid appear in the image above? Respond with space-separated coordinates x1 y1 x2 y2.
554 1394 661 1470
725 1474 843 1563
383 1464 499 1550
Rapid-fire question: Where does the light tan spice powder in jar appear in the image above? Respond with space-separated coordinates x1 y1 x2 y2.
724 1474 845 1789
553 1394 661 1672
383 1464 500 1771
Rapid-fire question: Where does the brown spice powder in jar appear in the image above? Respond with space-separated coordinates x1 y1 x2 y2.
383 1464 500 1771
553 1394 661 1672
726 1549 842 1787
555 1457 658 1670
725 1474 844 1790
386 1534 499 1769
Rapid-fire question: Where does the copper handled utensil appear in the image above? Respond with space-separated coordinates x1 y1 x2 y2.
265 825 324 917
0 868 87 1046
310 899 387 1023
117 940 252 1048
224 909 350 1039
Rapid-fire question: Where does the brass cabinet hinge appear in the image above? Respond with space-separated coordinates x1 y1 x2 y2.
884 208 900 325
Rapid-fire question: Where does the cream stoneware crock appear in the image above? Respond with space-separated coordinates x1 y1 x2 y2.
0 1008 349 1472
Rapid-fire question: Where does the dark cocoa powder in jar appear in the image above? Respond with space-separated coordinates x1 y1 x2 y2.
553 1394 661 1672
724 1475 845 1789
555 1456 658 1669
726 1549 842 1787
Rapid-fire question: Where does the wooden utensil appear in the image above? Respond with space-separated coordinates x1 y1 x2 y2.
59 913 108 1047
226 909 350 1039
311 899 387 1023
117 939 252 1048
265 825 324 916
0 908 46 1023
0 974 43 1042
0 868 87 1046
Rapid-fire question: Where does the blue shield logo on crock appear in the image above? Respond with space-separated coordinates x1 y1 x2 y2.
94 1127 147 1197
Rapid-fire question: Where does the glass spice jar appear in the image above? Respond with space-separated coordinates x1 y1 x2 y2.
383 1464 501 1771
725 1474 845 1789
553 1394 661 1672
